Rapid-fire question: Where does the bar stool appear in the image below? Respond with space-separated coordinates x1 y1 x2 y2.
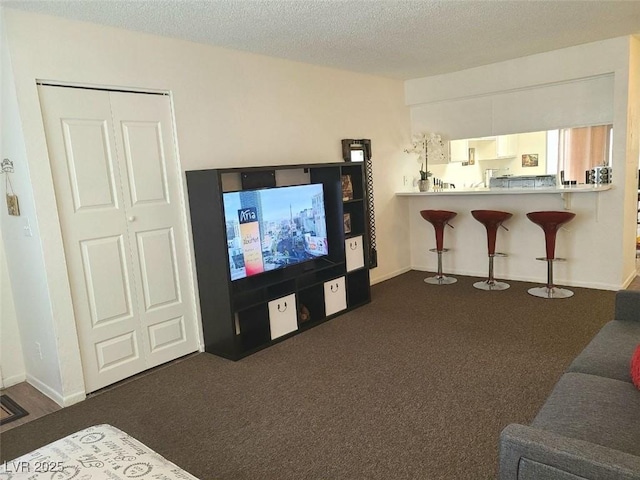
471 210 513 290
419 210 457 285
526 211 576 298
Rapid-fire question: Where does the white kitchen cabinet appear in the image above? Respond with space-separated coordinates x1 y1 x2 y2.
496 135 517 158
449 139 469 162
470 134 518 161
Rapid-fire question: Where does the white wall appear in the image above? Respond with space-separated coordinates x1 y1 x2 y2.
404 37 639 290
0 5 26 390
623 37 640 267
500 132 548 177
1 8 412 403
0 235 25 388
1 9 65 397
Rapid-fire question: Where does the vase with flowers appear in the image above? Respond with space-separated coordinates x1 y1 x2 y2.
418 163 431 192
404 132 446 191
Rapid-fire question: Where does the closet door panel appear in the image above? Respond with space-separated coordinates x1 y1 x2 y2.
39 86 145 392
109 92 199 368
39 86 199 392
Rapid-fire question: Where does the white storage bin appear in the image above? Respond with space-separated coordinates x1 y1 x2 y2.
345 235 365 272
324 276 347 316
268 293 298 340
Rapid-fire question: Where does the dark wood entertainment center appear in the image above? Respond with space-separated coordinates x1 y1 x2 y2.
186 162 372 360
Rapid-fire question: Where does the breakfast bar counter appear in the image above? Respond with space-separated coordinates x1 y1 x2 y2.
396 182 618 291
396 184 612 196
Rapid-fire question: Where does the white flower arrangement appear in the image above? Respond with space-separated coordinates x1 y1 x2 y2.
404 132 446 180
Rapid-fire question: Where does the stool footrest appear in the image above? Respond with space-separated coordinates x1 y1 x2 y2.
535 257 567 262
429 248 450 253
491 253 508 258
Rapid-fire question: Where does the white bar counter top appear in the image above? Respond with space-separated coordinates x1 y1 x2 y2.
396 184 612 196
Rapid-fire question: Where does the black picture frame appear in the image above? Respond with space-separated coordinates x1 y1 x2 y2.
341 139 371 162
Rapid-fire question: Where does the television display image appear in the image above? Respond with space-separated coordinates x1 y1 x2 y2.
223 183 329 281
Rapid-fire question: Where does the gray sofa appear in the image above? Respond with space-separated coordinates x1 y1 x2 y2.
499 289 640 480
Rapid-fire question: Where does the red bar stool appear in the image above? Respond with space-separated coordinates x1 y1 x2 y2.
526 211 576 298
419 210 457 285
471 210 513 290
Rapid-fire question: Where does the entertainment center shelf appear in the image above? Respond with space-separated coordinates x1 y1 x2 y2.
186 162 371 360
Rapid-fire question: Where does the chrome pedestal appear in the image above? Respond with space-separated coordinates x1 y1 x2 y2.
527 286 574 299
474 253 509 291
424 249 457 285
527 258 573 299
425 275 458 285
474 280 510 290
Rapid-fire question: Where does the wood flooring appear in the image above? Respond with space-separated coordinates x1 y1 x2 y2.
0 382 60 433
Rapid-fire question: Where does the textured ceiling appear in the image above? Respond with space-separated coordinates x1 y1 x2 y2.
3 0 640 79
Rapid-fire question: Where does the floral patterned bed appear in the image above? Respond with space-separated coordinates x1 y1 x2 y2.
0 424 199 479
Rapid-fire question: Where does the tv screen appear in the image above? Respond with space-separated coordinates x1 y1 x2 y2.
222 183 329 281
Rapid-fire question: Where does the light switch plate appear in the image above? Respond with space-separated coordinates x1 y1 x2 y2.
23 218 32 237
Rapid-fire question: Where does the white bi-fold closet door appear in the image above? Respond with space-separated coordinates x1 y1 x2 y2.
39 85 199 393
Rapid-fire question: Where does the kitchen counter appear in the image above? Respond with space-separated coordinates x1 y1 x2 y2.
398 181 616 291
396 184 612 196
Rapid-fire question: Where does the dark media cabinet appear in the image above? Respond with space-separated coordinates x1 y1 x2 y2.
186 162 371 360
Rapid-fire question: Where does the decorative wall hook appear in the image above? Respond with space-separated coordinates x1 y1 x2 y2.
1 158 14 173
2 158 20 215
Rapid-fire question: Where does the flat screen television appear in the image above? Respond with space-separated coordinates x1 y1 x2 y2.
222 183 329 281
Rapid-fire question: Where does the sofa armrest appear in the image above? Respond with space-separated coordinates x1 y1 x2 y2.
499 424 640 480
615 290 640 323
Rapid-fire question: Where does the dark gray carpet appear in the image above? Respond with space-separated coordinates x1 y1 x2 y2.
0 271 616 479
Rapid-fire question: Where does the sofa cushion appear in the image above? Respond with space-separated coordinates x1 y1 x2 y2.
518 458 589 480
567 320 640 383
632 344 640 389
532 372 640 457
614 290 640 322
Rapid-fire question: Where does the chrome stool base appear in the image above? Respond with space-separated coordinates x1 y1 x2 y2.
529 257 573 298
474 280 510 291
475 253 509 291
527 286 574 299
424 275 457 285
424 249 456 285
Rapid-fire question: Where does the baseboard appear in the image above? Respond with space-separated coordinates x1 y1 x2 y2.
26 374 85 407
411 265 622 291
370 266 412 285
503 273 621 291
62 390 86 407
1 372 26 389
621 268 639 289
